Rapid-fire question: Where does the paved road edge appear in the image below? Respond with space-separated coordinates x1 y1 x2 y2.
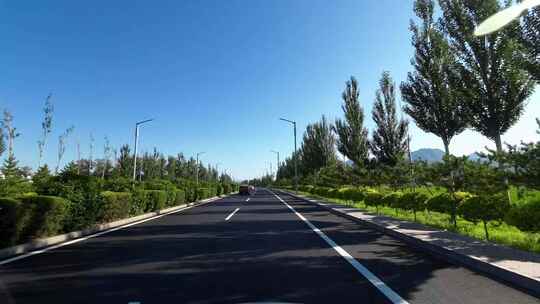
0 193 234 261
276 189 540 298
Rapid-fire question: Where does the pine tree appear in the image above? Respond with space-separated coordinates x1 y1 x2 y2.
301 115 336 174
439 0 535 153
370 71 409 166
400 0 468 156
115 144 133 178
1 155 20 178
334 76 370 168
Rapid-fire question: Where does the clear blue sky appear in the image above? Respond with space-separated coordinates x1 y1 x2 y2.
1 0 538 180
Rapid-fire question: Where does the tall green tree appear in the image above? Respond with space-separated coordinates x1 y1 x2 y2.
334 76 370 168
371 72 409 166
301 115 336 174
37 94 54 168
400 0 468 156
522 6 539 82
439 0 535 153
116 144 133 178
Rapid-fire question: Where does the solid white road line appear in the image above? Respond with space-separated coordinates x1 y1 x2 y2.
225 208 240 221
270 191 408 304
0 197 222 266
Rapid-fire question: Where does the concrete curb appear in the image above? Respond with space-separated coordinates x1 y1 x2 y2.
0 193 234 261
276 189 540 298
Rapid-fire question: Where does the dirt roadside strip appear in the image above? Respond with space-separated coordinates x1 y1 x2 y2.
277 189 540 298
0 193 235 262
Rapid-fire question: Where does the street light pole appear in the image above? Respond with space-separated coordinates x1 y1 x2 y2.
280 117 298 193
132 119 153 181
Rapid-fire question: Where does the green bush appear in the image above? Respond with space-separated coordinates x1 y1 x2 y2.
327 188 340 199
42 174 104 231
19 195 70 240
364 191 384 214
216 184 223 196
98 191 132 223
339 187 364 202
458 194 510 240
104 177 133 192
400 192 429 221
313 187 331 197
173 189 186 205
0 198 30 247
382 192 403 209
506 198 540 232
131 188 150 215
222 183 231 195
146 190 167 212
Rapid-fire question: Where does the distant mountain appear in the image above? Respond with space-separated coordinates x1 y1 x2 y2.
411 148 445 163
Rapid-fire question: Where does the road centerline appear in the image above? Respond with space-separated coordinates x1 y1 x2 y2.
270 190 409 304
225 208 240 221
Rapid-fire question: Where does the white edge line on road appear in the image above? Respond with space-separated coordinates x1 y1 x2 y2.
270 190 408 304
0 197 223 266
225 208 240 221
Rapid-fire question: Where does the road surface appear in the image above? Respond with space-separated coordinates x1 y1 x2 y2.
1 189 538 304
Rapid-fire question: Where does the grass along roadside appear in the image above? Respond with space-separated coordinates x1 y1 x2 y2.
293 190 540 254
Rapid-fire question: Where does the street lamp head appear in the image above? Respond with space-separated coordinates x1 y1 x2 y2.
136 118 154 125
279 117 295 124
474 0 540 36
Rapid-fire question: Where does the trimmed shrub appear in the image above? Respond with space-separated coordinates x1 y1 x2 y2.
313 187 331 197
146 190 167 212
173 189 186 205
19 195 70 240
98 191 132 223
506 198 540 232
0 198 30 247
131 188 150 215
339 188 364 202
364 191 384 214
400 192 429 221
197 188 211 200
327 188 340 199
382 192 403 215
458 194 510 240
104 177 133 192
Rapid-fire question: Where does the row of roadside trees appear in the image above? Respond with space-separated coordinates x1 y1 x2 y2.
276 0 538 188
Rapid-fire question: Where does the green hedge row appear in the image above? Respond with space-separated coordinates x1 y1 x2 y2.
298 184 537 239
0 187 201 248
0 195 69 247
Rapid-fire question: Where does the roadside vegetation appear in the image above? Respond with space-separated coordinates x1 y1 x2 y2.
251 1 540 253
0 99 237 249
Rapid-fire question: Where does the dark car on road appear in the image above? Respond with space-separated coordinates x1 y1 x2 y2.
239 184 255 195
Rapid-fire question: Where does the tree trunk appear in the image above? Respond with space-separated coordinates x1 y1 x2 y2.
494 133 503 153
483 221 489 241
494 133 512 204
443 138 450 156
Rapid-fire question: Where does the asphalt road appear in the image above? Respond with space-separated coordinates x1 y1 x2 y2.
0 189 538 304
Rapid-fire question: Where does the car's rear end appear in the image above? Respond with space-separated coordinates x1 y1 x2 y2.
239 184 250 195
